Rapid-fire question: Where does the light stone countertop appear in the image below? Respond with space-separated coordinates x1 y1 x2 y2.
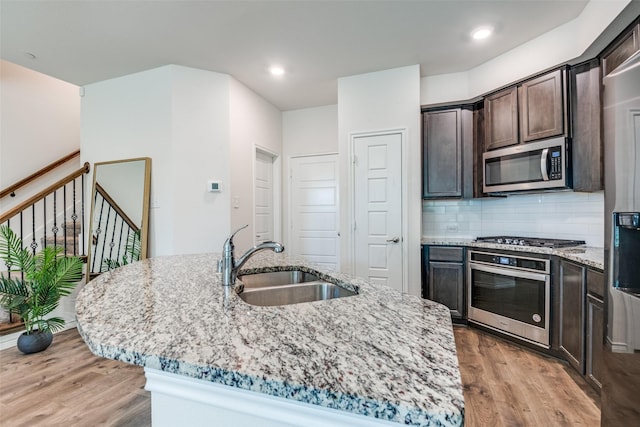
421 237 604 270
75 251 464 427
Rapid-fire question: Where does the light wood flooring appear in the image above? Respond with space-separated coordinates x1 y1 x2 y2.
0 327 600 426
454 325 600 426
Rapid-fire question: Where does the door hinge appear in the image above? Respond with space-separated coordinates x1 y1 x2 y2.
352 154 357 165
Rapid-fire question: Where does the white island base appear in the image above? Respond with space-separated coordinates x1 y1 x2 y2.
144 368 401 427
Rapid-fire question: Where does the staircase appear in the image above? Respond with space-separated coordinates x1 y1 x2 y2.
0 151 90 337
41 221 83 257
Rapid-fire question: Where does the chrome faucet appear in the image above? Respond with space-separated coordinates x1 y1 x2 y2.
218 224 284 286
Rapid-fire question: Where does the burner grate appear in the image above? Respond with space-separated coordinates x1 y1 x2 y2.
475 236 586 248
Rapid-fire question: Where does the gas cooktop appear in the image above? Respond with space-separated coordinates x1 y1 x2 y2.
475 236 586 248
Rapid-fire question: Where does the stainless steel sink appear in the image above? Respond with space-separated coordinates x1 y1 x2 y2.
237 270 321 289
236 270 357 306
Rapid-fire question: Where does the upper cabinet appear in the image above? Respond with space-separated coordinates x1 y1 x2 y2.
569 59 603 192
602 21 639 77
484 87 518 150
422 107 474 199
519 69 565 142
484 68 566 150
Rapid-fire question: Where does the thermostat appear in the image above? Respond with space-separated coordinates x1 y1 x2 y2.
207 180 222 192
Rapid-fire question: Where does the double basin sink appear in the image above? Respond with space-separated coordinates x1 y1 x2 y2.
236 270 357 307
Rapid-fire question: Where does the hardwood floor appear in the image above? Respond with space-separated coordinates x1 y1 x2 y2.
0 327 600 426
454 325 600 427
0 329 150 427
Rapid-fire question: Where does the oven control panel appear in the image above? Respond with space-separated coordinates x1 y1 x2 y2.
470 251 550 274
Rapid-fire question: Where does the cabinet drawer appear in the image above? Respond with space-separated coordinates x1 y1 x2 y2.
587 268 605 298
429 246 464 262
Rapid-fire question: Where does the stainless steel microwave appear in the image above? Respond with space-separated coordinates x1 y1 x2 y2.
483 137 571 194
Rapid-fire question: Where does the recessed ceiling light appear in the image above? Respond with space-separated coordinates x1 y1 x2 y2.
269 66 285 76
471 26 493 40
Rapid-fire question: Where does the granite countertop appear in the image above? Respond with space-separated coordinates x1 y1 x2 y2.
75 252 464 427
421 237 604 270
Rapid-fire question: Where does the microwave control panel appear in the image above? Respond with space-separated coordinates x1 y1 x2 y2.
550 147 562 180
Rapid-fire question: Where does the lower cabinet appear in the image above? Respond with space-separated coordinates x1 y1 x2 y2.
559 260 585 373
585 269 605 391
586 293 604 390
559 259 604 392
422 246 465 320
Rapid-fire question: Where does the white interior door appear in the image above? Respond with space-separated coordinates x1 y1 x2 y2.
255 150 274 244
289 154 340 270
353 133 403 292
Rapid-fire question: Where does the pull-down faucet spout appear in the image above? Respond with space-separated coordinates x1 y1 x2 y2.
218 225 284 286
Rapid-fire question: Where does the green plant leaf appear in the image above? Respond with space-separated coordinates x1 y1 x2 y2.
0 225 83 334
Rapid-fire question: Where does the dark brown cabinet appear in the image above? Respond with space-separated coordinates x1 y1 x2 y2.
602 21 640 77
585 269 604 391
569 59 603 192
559 260 585 373
422 246 465 319
484 87 518 150
559 260 605 392
484 68 566 151
422 107 473 199
586 293 604 390
519 69 565 142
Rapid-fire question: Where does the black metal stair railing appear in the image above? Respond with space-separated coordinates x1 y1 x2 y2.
0 162 90 334
89 182 141 278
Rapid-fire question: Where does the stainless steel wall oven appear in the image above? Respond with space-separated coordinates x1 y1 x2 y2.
467 250 551 348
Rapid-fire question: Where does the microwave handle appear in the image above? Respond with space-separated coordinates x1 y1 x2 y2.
540 148 549 181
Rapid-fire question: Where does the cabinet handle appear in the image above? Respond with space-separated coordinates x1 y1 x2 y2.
386 237 400 243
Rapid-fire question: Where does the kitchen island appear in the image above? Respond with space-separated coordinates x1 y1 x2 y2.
76 252 464 426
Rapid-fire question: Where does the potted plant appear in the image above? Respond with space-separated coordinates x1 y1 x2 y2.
0 225 83 354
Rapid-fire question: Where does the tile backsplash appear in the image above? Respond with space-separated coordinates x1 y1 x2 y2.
422 191 604 247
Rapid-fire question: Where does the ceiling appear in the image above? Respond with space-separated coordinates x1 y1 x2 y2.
0 0 590 111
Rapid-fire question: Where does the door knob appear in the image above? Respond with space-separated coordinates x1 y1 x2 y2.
386 237 400 243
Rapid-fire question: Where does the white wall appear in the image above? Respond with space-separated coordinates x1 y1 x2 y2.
0 60 80 187
0 60 81 213
422 191 604 247
81 65 232 257
170 66 232 255
421 0 631 105
283 105 338 155
229 78 282 253
338 65 422 296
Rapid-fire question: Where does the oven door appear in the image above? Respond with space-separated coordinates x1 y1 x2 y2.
468 262 550 347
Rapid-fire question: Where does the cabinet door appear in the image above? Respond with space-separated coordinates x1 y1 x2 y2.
428 261 464 319
586 293 604 392
423 109 462 198
570 60 603 192
519 69 565 142
484 87 518 150
560 260 586 373
602 22 640 77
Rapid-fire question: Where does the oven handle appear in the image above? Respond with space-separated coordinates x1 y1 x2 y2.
470 262 549 283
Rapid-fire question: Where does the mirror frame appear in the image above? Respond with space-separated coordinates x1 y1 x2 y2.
85 157 151 282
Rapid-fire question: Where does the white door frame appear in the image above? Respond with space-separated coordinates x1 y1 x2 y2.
287 152 340 270
348 129 409 294
253 145 282 245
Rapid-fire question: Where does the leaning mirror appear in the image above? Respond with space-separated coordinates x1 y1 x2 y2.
86 158 151 281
